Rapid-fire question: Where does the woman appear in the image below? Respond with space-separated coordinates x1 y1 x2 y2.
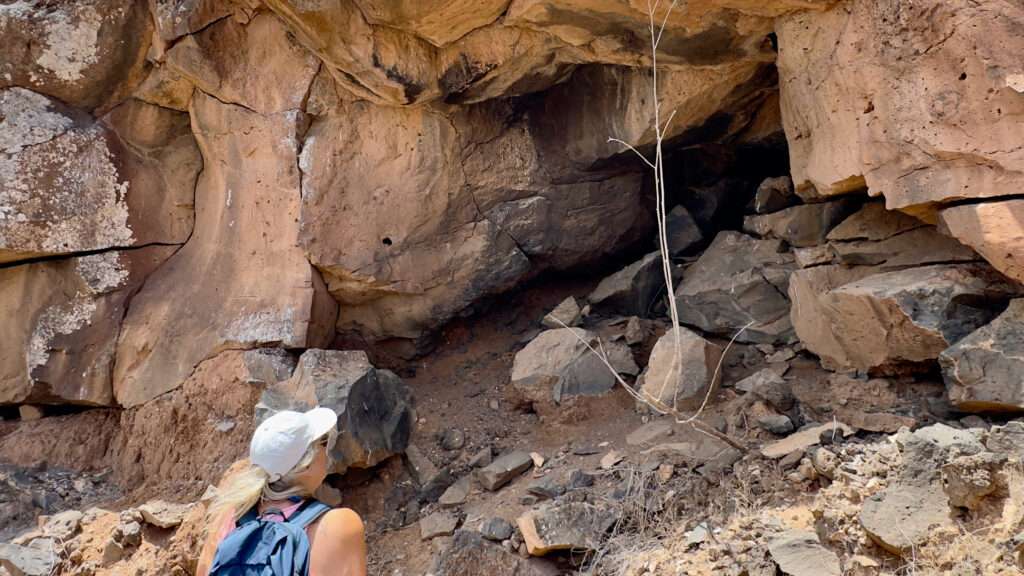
196 407 367 576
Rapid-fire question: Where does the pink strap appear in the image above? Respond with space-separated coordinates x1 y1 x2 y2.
216 500 306 543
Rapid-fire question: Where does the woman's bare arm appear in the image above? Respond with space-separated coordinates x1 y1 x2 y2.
309 508 367 576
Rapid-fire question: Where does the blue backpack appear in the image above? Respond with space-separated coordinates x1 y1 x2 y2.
209 499 332 576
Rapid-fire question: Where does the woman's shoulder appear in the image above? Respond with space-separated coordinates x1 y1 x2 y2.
310 507 364 541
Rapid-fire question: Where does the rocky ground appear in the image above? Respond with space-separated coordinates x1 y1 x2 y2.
3 186 1024 575
2 1 1024 575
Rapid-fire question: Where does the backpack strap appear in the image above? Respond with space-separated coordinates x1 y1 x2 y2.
287 499 333 529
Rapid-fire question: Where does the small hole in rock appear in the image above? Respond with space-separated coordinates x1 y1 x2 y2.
959 72 967 80
382 237 393 246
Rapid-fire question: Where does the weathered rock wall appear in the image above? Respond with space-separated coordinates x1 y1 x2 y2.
0 0 1021 412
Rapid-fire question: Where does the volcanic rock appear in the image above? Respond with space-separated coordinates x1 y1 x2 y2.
478 451 533 492
768 530 841 576
742 197 860 248
941 299 1024 411
113 90 337 407
0 0 151 110
752 176 798 214
638 328 723 411
256 350 413 473
516 502 617 556
587 251 665 317
791 263 1022 373
541 297 582 329
665 205 704 256
420 511 459 540
429 530 558 576
778 0 1024 212
0 246 175 405
511 328 638 404
940 200 1024 284
675 232 797 344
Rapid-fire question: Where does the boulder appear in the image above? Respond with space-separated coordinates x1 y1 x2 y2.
860 482 953 556
429 529 558 576
480 517 514 542
0 89 198 264
768 530 841 576
511 328 638 404
778 0 1024 213
137 500 192 529
0 542 55 576
638 327 723 412
664 205 703 256
941 299 1024 412
806 264 1024 373
0 246 175 405
113 90 337 407
826 226 979 269
0 0 151 110
587 252 665 317
256 349 413 473
909 423 985 457
742 197 860 247
240 349 297 388
752 176 798 214
405 444 447 491
940 199 1024 284
439 477 471 509
477 451 533 492
541 297 582 329
859 433 955 555
791 264 1022 373
420 511 459 540
675 231 797 344
736 369 794 412
516 502 617 556
757 414 794 435
41 510 83 540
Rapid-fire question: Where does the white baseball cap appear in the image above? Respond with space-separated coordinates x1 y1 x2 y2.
250 407 338 481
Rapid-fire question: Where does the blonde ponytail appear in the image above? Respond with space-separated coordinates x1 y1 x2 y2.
207 438 325 527
207 465 271 525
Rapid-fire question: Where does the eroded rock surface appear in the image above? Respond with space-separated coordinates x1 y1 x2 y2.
0 247 175 405
0 0 151 110
779 0 1024 212
113 92 336 407
0 89 197 264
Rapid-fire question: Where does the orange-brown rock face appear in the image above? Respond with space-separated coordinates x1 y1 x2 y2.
113 91 337 408
298 99 648 340
940 200 1024 284
0 247 176 405
0 89 199 264
0 0 152 111
0 0 1021 413
778 0 1024 214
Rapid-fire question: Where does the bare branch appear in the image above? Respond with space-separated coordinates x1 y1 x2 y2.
607 138 656 169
